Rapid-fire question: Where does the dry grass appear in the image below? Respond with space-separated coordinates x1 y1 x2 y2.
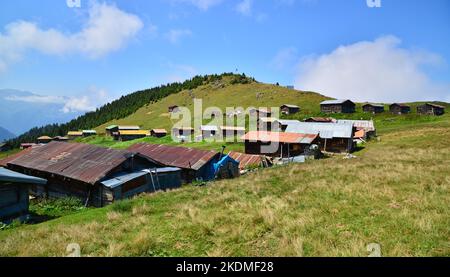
0 122 449 257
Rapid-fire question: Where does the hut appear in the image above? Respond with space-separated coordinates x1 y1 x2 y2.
37 136 53 144
304 117 336 123
128 143 239 183
82 130 97 137
389 103 411 115
150 129 168 138
280 104 300 115
53 136 69 142
168 105 180 113
200 125 218 138
105 125 119 136
0 167 47 221
67 131 83 140
100 167 182 205
336 120 376 140
20 143 37 150
362 104 385 114
320 100 356 114
114 130 149 141
220 126 246 139
417 103 445 116
286 122 355 153
228 151 272 171
172 127 194 137
0 143 10 152
0 141 164 207
241 131 319 158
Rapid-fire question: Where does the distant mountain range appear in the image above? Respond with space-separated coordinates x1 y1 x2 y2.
0 89 84 136
0 126 15 142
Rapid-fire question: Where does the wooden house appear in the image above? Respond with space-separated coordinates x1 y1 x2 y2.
241 131 319 158
67 131 83 140
37 136 53 144
220 126 246 139
0 141 165 207
52 136 69 142
320 100 356 114
20 143 37 150
114 130 149 141
417 103 445 116
0 167 47 221
249 108 272 118
150 129 168 138
172 127 194 137
389 103 410 115
82 130 97 137
280 104 300 115
362 104 385 114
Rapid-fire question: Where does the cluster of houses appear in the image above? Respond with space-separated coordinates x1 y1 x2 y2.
320 99 446 115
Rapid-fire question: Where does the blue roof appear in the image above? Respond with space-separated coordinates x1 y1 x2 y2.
0 167 47 185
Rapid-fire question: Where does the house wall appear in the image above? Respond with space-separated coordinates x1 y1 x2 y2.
318 138 354 153
363 106 384 113
244 140 310 157
0 183 29 220
321 104 355 113
417 105 445 116
390 105 410 114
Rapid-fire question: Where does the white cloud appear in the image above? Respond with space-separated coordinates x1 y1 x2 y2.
271 47 298 70
236 0 253 16
0 2 143 72
164 29 192 44
61 96 95 113
172 0 223 10
295 36 450 102
5 94 67 104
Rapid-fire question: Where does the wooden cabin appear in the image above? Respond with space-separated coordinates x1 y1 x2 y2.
362 104 385 114
37 136 52 144
172 127 194 137
220 126 246 139
0 167 47 221
150 129 168 138
241 131 319 158
389 103 411 115
320 100 356 114
417 103 445 116
82 130 97 137
114 130 149 141
280 104 300 115
67 131 83 140
249 108 272 118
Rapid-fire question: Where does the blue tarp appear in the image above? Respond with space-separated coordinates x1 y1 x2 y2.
213 155 239 176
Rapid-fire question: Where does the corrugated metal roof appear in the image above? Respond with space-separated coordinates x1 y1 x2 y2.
304 117 336 123
281 104 299 108
425 103 445 109
0 167 47 185
242 131 318 144
336 120 375 132
259 117 278 123
285 122 354 138
228 151 267 170
363 103 384 108
101 171 147 189
128 143 219 171
119 130 150 136
200 125 219 131
4 141 137 185
118 126 141 130
220 126 246 131
276 119 301 126
390 103 410 108
320 99 353 105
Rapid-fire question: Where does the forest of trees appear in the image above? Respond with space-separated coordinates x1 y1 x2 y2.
6 73 254 148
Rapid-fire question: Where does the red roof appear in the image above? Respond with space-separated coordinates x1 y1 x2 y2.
241 131 318 144
228 151 269 170
128 143 218 171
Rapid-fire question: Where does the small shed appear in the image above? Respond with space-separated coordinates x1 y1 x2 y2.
213 155 240 179
20 143 37 150
241 131 319 158
150 129 168 138
280 104 300 115
168 105 180 113
363 104 385 114
105 125 119 136
114 130 149 141
100 167 182 205
228 151 272 170
200 125 218 138
172 127 194 137
220 126 246 139
67 131 83 140
417 103 445 116
82 130 97 137
0 143 10 152
320 100 356 114
389 103 410 115
37 136 53 144
53 136 69 142
0 167 47 221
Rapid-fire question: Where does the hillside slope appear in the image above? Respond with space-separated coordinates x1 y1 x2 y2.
0 117 448 256
0 126 15 142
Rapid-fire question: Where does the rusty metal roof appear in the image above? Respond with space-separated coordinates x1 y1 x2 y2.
4 141 137 185
242 131 318 144
228 151 267 170
128 143 219 171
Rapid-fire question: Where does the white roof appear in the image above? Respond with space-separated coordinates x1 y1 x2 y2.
320 99 353 105
285 122 354 139
200 125 218 131
337 120 375 131
276 119 301 126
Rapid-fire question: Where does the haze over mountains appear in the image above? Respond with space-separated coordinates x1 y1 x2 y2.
0 89 84 135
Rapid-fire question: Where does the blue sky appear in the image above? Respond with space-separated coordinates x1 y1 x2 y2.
0 0 449 114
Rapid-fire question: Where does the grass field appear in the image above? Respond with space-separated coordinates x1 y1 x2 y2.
0 113 448 256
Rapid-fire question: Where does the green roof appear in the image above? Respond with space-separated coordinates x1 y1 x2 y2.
106 125 118 130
